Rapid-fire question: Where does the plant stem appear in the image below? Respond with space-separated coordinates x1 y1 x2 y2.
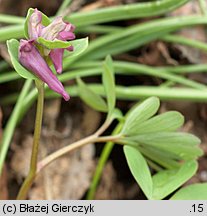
96 135 121 143
87 122 123 200
37 134 97 173
16 80 44 200
37 134 121 174
37 116 113 174
94 118 112 136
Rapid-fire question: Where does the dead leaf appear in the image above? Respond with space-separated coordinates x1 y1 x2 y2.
29 141 96 200
157 42 178 65
10 135 33 180
137 41 180 66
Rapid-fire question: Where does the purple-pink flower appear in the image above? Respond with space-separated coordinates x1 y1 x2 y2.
19 40 70 101
19 8 75 101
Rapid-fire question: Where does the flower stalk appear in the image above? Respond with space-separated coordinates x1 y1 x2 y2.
17 80 44 200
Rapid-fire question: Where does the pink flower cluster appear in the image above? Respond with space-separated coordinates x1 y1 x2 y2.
19 9 75 101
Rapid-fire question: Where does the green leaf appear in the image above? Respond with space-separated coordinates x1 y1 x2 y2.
133 111 184 134
37 37 72 49
64 38 88 59
24 8 50 39
77 78 108 112
139 145 180 170
128 132 200 147
122 97 160 135
127 132 202 160
170 183 207 200
110 108 124 121
124 145 153 199
102 55 116 116
7 39 37 80
152 160 198 200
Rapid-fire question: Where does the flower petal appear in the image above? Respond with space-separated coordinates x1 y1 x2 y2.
19 39 69 101
58 23 75 41
59 31 75 41
49 48 64 74
41 16 66 41
28 8 43 39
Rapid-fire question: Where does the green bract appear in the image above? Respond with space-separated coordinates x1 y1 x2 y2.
37 37 72 49
37 38 89 58
64 38 89 59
